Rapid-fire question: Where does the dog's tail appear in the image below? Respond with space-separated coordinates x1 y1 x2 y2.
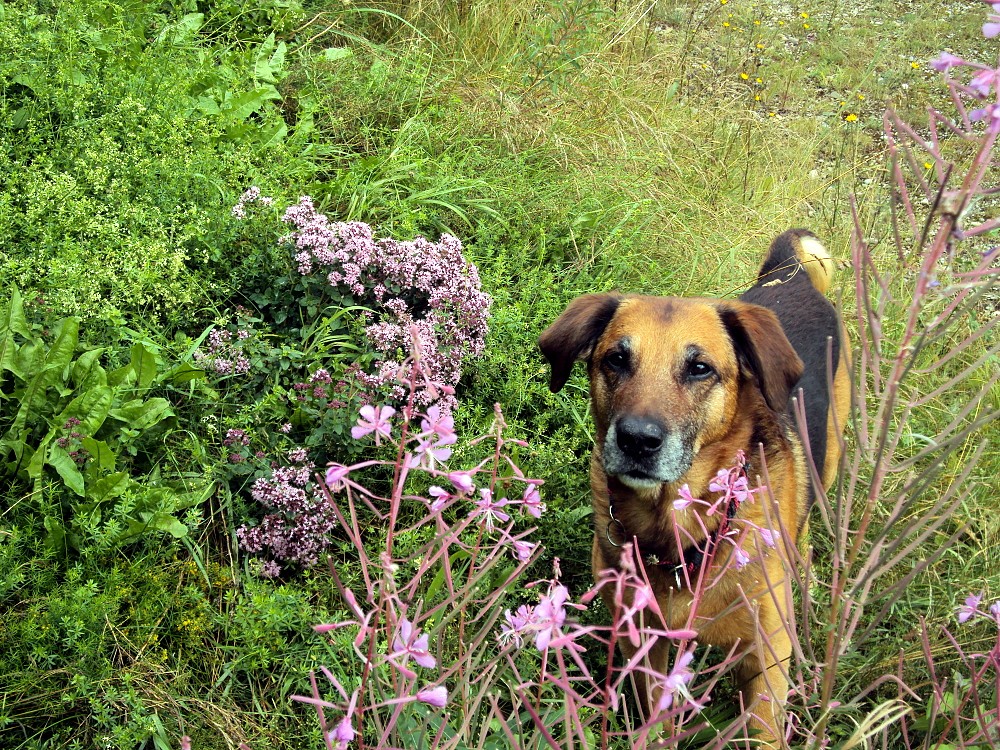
756 228 836 295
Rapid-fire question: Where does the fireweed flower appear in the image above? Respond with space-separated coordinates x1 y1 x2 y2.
989 601 1000 624
512 539 538 562
532 584 570 651
325 464 351 492
929 52 967 72
654 647 703 714
327 716 355 750
447 470 475 494
390 618 436 674
416 686 448 708
420 405 456 441
470 489 510 532
958 593 983 623
500 604 538 649
521 483 546 518
985 3 1000 38
351 405 395 444
674 483 697 511
427 486 450 512
410 431 456 469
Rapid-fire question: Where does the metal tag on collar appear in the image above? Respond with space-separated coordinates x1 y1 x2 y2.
606 503 627 548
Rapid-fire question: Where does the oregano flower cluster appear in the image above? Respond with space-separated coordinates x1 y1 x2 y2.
278 195 491 412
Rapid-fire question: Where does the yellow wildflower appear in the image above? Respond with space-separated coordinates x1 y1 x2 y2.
741 72 750 80
845 113 858 122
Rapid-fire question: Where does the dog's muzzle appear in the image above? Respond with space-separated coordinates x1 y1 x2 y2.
604 415 693 488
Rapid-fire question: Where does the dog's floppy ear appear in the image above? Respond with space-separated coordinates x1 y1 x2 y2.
718 301 804 412
538 293 622 393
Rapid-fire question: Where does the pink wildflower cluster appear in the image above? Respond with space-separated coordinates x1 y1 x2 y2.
193 326 252 376
236 449 337 576
231 185 274 218
55 417 90 467
327 402 546 555
279 196 491 412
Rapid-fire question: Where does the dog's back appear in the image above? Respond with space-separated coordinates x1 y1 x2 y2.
741 229 848 496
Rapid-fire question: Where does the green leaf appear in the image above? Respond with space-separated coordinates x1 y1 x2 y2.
43 516 67 554
125 511 188 540
81 437 117 473
47 445 85 496
56 385 113 437
129 342 158 390
323 47 353 62
167 361 206 384
72 348 107 391
108 398 174 430
87 472 129 503
220 86 281 124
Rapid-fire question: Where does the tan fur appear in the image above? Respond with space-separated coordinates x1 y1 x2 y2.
539 241 850 747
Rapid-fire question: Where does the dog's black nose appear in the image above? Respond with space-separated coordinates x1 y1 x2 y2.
615 416 664 458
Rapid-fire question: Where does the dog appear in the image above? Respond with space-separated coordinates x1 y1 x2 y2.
538 229 851 745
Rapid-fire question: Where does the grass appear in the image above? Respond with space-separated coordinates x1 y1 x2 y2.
1 0 997 747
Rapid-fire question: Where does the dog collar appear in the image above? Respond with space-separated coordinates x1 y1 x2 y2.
605 462 748 590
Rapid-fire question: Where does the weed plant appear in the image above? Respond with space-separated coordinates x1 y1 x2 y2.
2 0 998 747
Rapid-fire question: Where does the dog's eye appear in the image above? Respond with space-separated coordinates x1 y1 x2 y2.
604 350 629 371
687 360 715 380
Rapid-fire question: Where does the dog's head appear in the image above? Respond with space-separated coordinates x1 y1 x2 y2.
538 294 803 490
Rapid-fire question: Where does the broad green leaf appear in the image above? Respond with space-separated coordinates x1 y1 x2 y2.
220 87 280 124
87 472 129 503
174 482 215 511
3 319 82 462
167 361 206 384
108 398 174 430
81 437 117 473
323 47 353 62
43 516 67 553
257 121 287 147
47 445 85 496
0 286 31 345
125 511 187 540
56 385 113 437
154 12 204 45
72 348 107 391
129 342 157 390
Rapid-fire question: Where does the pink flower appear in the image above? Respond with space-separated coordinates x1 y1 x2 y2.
420 405 456 441
416 686 448 708
427 486 450 512
512 540 537 562
989 600 1000 624
958 593 983 623
533 584 569 651
985 4 1000 37
673 483 696 511
470 489 510 531
351 405 395 444
654 647 702 713
521 484 546 518
500 605 538 649
732 546 751 569
391 618 436 672
411 432 456 469
757 528 777 548
448 471 475 494
325 464 350 491
929 52 967 72
327 716 355 750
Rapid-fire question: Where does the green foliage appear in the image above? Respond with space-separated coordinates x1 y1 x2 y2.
0 1 314 336
0 288 209 558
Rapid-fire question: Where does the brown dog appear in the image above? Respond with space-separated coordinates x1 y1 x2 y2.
538 229 850 745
